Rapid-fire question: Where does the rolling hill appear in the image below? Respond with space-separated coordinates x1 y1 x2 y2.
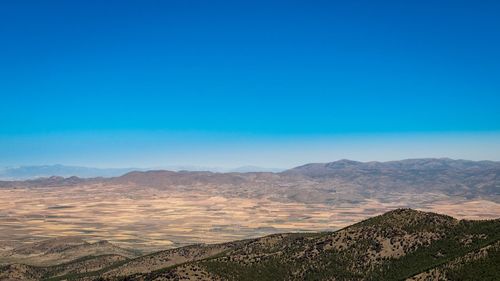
1 209 498 281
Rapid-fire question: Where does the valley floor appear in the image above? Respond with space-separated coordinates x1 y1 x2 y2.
1 184 499 252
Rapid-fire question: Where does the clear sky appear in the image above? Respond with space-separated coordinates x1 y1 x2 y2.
1 0 499 168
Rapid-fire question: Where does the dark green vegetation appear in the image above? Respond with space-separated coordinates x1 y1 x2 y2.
0 254 129 281
184 210 500 281
1 209 499 281
444 244 500 281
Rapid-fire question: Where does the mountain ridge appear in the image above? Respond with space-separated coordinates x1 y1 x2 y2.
1 158 499 182
0 164 283 181
1 158 498 205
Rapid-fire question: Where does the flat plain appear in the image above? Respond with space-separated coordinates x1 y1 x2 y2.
1 183 499 252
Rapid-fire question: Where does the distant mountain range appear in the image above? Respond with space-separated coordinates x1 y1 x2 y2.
1 158 498 204
0 164 282 180
286 158 500 176
3 158 498 180
0 165 142 180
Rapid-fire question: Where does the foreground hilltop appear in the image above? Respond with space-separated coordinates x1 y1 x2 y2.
1 209 498 281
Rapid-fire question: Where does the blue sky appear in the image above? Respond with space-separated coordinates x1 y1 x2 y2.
1 0 499 168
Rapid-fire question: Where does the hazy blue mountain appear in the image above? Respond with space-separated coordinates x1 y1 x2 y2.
0 165 140 180
229 165 283 173
0 164 283 180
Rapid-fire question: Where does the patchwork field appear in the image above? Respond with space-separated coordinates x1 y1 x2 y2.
1 183 499 252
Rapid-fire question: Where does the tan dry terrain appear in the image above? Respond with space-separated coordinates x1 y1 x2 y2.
0 209 499 281
1 182 499 253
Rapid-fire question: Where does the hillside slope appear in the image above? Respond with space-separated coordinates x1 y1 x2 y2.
2 209 497 281
0 237 138 267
